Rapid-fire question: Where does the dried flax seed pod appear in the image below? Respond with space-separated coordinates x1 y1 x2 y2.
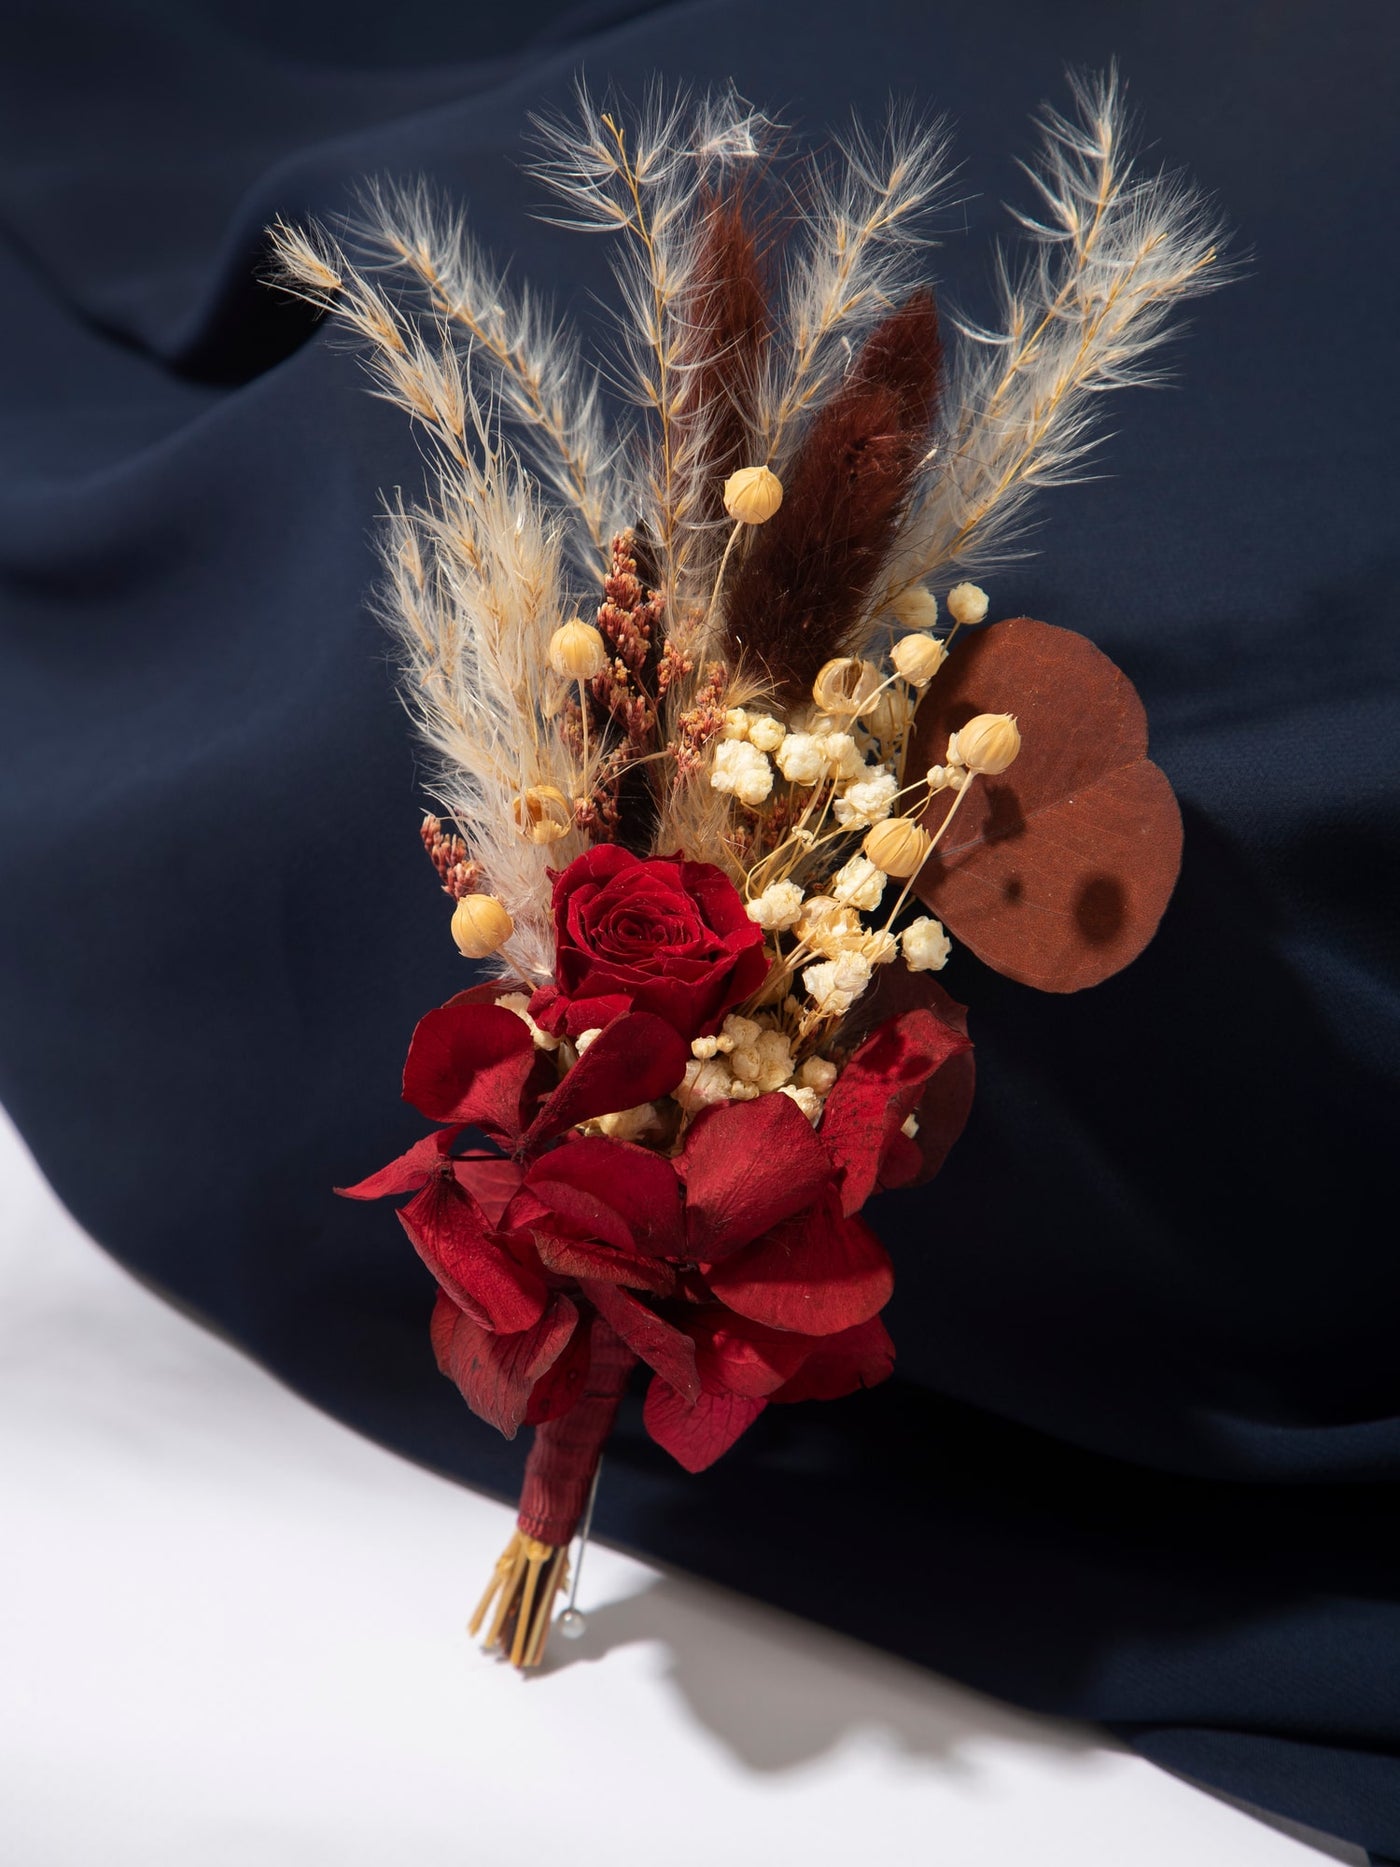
946 582 990 627
722 465 784 525
548 619 608 680
891 584 939 629
812 657 882 719
451 894 514 958
514 785 574 843
863 816 933 878
890 634 946 687
956 713 1021 775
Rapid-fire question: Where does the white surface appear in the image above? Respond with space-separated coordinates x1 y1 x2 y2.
0 1106 1363 1867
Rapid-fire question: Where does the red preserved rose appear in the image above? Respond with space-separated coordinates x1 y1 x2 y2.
528 845 768 1042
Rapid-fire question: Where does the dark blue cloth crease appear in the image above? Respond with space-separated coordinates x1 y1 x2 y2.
0 0 1397 1854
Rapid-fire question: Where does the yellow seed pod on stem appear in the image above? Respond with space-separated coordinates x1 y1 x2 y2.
548 619 607 680
863 816 933 878
722 464 783 525
890 634 947 687
956 713 1021 775
514 785 574 843
891 584 938 630
812 656 882 718
451 894 513 958
946 582 990 627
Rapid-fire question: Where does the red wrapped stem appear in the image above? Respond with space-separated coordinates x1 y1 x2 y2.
516 1313 636 1547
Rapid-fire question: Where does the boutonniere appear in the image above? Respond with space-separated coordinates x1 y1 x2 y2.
274 67 1229 1668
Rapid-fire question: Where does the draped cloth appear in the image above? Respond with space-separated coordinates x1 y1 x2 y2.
1 1 1396 1853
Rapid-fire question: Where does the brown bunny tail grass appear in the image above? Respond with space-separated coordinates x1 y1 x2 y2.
724 290 942 701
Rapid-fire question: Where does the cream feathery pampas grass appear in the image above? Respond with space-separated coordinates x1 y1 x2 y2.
271 220 585 982
381 467 585 986
885 65 1232 602
528 81 778 612
758 104 956 472
353 178 622 580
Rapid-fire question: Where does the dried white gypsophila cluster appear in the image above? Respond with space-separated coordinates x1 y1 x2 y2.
675 1012 840 1125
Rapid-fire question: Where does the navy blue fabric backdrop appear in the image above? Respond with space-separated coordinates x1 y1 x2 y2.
1 0 1397 1854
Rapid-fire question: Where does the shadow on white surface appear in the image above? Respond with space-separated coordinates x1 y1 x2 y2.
542 1577 1364 1865
544 1572 1094 1774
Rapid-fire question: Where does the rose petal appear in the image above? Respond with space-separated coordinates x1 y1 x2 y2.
528 987 634 1041
708 1194 894 1335
336 1125 463 1200
399 1175 547 1335
402 1003 540 1141
678 1095 834 1261
642 1376 766 1472
682 860 753 935
821 1007 972 1214
694 938 770 1038
429 1291 579 1438
771 1316 896 1404
588 1283 701 1403
544 846 769 1041
525 1012 688 1149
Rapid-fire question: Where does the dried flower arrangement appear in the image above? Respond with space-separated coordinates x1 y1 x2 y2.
272 68 1228 1668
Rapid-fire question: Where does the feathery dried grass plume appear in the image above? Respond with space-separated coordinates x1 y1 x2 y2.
528 80 778 611
271 216 585 980
270 218 470 465
352 179 621 578
759 103 955 471
886 65 1231 597
382 461 585 985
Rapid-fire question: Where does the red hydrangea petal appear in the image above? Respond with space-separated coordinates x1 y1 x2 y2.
515 1178 632 1253
642 1376 766 1472
399 1176 546 1335
402 1003 540 1141
532 1234 676 1295
770 1316 896 1404
429 1291 579 1439
844 974 976 1195
524 1313 593 1425
444 978 534 1010
336 1126 463 1200
524 1136 685 1258
678 1095 833 1261
902 1009 976 1192
688 1308 814 1399
707 1196 894 1335
452 1155 524 1226
821 1007 972 1215
588 1283 701 1403
525 1012 689 1149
